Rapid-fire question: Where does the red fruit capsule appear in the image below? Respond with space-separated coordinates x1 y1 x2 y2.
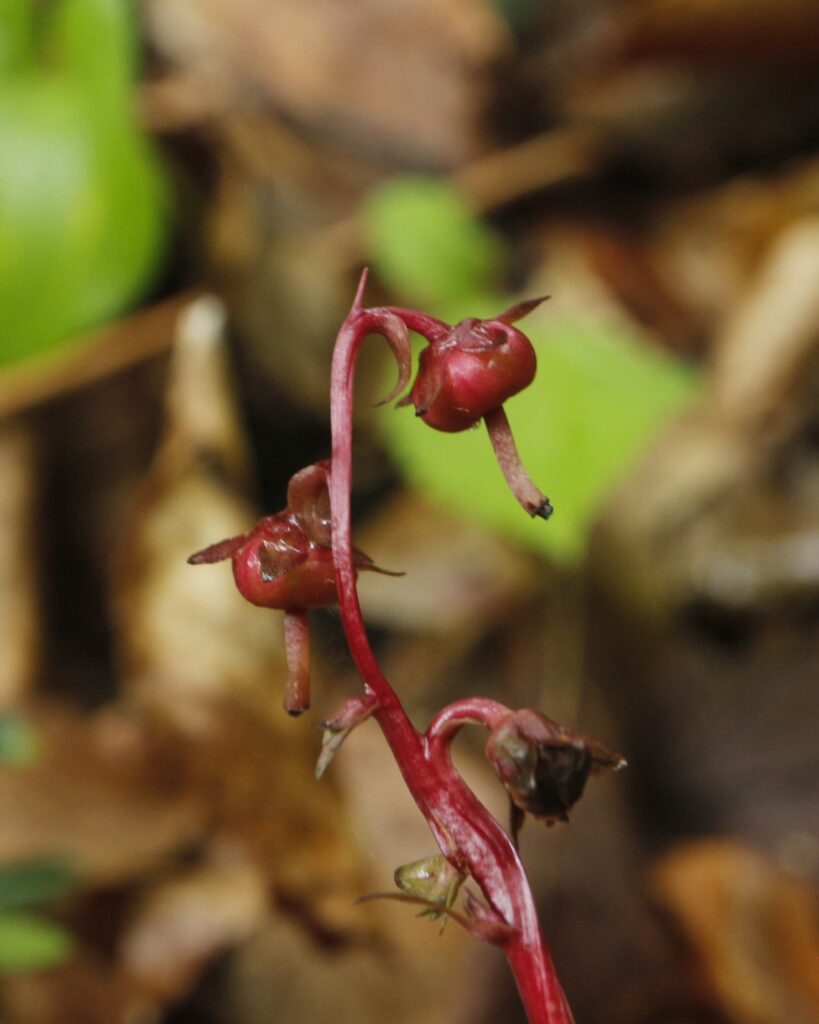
391 296 552 518
405 318 537 433
229 516 340 610
188 460 397 714
399 298 545 433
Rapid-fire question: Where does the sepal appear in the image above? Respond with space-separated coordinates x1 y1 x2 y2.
187 533 246 564
494 295 549 325
315 695 378 778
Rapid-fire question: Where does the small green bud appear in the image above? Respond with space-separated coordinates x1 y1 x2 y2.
394 854 464 919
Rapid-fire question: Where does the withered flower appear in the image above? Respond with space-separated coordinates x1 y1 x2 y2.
485 709 625 837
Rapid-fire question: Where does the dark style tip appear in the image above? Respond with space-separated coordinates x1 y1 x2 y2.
533 498 554 520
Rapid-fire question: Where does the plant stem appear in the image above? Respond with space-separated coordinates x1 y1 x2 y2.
425 699 573 1023
328 275 574 1024
426 697 510 741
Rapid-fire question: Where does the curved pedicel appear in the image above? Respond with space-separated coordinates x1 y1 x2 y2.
427 699 625 844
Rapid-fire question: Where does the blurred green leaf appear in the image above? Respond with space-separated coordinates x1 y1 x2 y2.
0 715 41 766
0 861 78 911
0 0 167 369
47 0 137 115
0 0 36 73
0 911 73 973
363 177 505 309
368 178 702 563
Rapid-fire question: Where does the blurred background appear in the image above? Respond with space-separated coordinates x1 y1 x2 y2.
1 1 818 1022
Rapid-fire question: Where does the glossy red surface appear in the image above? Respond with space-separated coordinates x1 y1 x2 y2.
408 320 537 432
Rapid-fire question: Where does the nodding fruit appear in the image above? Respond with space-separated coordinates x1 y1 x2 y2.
398 298 546 433
484 709 625 841
188 460 398 714
389 296 552 519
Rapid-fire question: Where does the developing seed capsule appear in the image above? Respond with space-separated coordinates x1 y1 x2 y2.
224 516 335 608
399 299 544 433
188 461 380 610
392 297 552 518
188 460 397 714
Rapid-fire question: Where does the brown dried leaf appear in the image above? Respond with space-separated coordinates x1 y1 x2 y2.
711 217 819 429
652 160 819 329
115 296 269 719
2 955 147 1024
120 855 268 1002
593 216 819 617
146 0 508 166
650 840 819 1024
619 0 819 65
0 704 206 883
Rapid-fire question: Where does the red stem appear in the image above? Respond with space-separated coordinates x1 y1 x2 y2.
425 699 572 1021
381 306 451 344
426 697 510 740
328 274 573 1024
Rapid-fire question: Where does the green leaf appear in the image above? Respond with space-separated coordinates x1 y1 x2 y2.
47 0 138 115
0 861 78 911
380 314 700 564
0 0 167 369
0 912 74 973
0 0 37 73
0 715 41 766
363 177 505 309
